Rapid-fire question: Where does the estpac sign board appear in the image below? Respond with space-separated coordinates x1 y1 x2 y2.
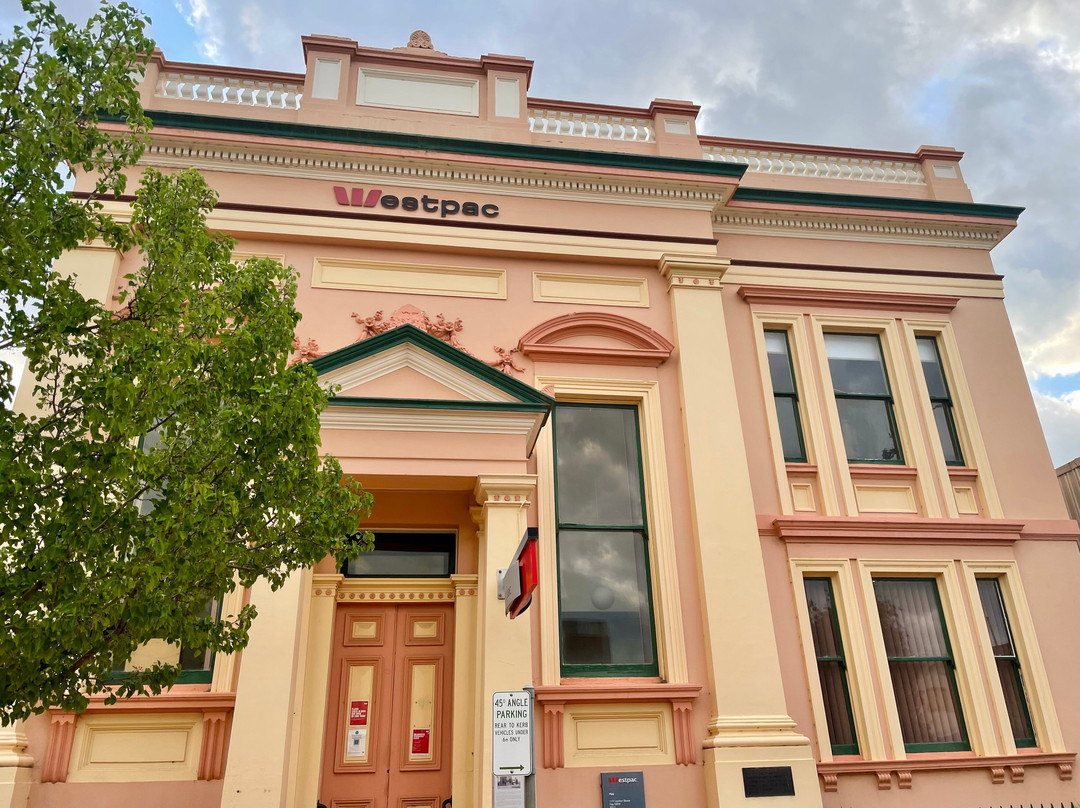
601 771 645 808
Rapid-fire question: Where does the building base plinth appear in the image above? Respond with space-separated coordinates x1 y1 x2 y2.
0 767 31 808
703 719 821 808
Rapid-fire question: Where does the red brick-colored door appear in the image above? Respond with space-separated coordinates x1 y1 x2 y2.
320 603 454 808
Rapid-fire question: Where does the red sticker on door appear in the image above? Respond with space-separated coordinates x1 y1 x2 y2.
349 700 369 726
411 728 431 755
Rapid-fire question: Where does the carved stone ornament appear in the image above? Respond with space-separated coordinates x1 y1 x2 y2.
407 30 434 49
350 304 524 374
290 337 320 364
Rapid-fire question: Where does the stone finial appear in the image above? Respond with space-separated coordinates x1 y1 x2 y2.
407 30 434 49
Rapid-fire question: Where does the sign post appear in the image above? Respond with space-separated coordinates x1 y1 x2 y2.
492 689 534 808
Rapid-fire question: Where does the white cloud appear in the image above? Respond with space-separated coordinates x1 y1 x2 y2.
1033 390 1080 467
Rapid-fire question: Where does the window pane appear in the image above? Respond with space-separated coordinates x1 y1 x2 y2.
774 396 804 461
818 661 857 748
917 338 950 399
997 659 1036 742
931 402 963 465
873 579 950 658
889 660 966 745
805 579 842 658
825 334 890 396
835 398 901 463
764 331 796 394
559 530 654 667
976 579 1014 656
555 406 643 526
343 533 455 578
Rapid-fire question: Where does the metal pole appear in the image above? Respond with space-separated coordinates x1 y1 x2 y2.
524 685 536 808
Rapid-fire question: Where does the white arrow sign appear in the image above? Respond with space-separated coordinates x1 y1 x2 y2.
492 690 533 776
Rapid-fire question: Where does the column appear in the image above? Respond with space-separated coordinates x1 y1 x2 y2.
221 568 309 808
659 255 821 808
0 722 33 808
289 574 343 808
472 475 536 808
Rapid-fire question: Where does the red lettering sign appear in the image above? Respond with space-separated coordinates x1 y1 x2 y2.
349 700 369 726
411 728 431 755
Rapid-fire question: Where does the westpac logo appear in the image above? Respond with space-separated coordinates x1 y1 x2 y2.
607 776 639 784
333 186 500 218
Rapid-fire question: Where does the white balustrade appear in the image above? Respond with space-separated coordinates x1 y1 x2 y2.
528 107 654 142
702 145 925 184
154 71 303 110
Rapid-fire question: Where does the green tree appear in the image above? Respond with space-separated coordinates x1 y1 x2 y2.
0 1 372 721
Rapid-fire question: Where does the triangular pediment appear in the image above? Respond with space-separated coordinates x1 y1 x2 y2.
309 324 552 408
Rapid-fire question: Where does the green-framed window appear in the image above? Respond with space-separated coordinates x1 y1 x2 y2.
872 577 969 752
765 330 807 462
111 598 220 685
976 578 1037 747
915 336 965 466
824 333 904 464
553 403 658 677
803 578 859 755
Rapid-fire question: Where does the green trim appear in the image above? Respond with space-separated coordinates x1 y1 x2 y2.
554 403 659 679
903 740 972 753
107 109 748 179
731 187 1024 220
311 324 554 408
328 396 550 414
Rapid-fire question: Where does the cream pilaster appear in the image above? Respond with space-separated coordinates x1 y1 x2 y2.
472 475 536 808
659 255 821 808
221 568 309 808
290 574 343 808
450 573 480 808
0 722 33 808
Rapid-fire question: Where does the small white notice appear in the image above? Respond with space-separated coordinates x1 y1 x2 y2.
492 690 533 776
346 727 367 759
494 773 525 808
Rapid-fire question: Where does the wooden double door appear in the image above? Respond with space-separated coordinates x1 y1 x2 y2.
320 603 455 808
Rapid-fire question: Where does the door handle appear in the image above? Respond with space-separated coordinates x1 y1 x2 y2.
442 799 452 808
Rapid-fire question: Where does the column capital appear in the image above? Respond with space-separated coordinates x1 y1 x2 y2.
311 573 344 598
0 721 34 768
658 253 730 289
474 474 537 507
450 574 480 599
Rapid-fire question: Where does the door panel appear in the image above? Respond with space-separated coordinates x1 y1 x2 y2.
321 603 454 808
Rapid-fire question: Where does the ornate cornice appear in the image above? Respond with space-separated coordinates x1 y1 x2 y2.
737 285 960 312
517 311 674 366
658 253 730 288
141 139 728 211
714 209 1009 249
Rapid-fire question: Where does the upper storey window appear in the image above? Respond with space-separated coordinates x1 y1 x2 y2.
976 578 1037 747
765 330 807 463
916 336 964 466
824 333 904 464
554 403 658 677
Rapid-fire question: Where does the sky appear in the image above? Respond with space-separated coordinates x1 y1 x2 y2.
3 0 1079 466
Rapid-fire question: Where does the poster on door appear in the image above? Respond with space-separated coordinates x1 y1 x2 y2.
345 700 370 759
410 728 431 757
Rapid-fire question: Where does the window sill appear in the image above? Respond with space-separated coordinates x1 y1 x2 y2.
534 682 702 768
817 750 1075 791
847 464 918 476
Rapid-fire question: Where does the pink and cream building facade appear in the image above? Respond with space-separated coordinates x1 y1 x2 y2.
4 30 1079 808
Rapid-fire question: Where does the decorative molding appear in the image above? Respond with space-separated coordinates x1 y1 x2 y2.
770 516 1024 544
658 253 730 288
0 723 33 768
486 346 524 375
198 711 229 780
474 474 536 509
713 210 1009 250
703 143 925 184
43 713 76 783
336 577 458 602
313 256 506 300
353 304 465 348
291 337 321 363
532 271 650 308
136 129 736 211
821 773 838 792
450 574 479 598
517 311 674 366
154 70 302 110
533 684 701 769
736 285 959 313
528 106 654 142
818 751 1077 787
704 715 811 749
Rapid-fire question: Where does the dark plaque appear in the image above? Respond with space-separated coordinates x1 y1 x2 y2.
742 766 795 798
601 770 646 808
